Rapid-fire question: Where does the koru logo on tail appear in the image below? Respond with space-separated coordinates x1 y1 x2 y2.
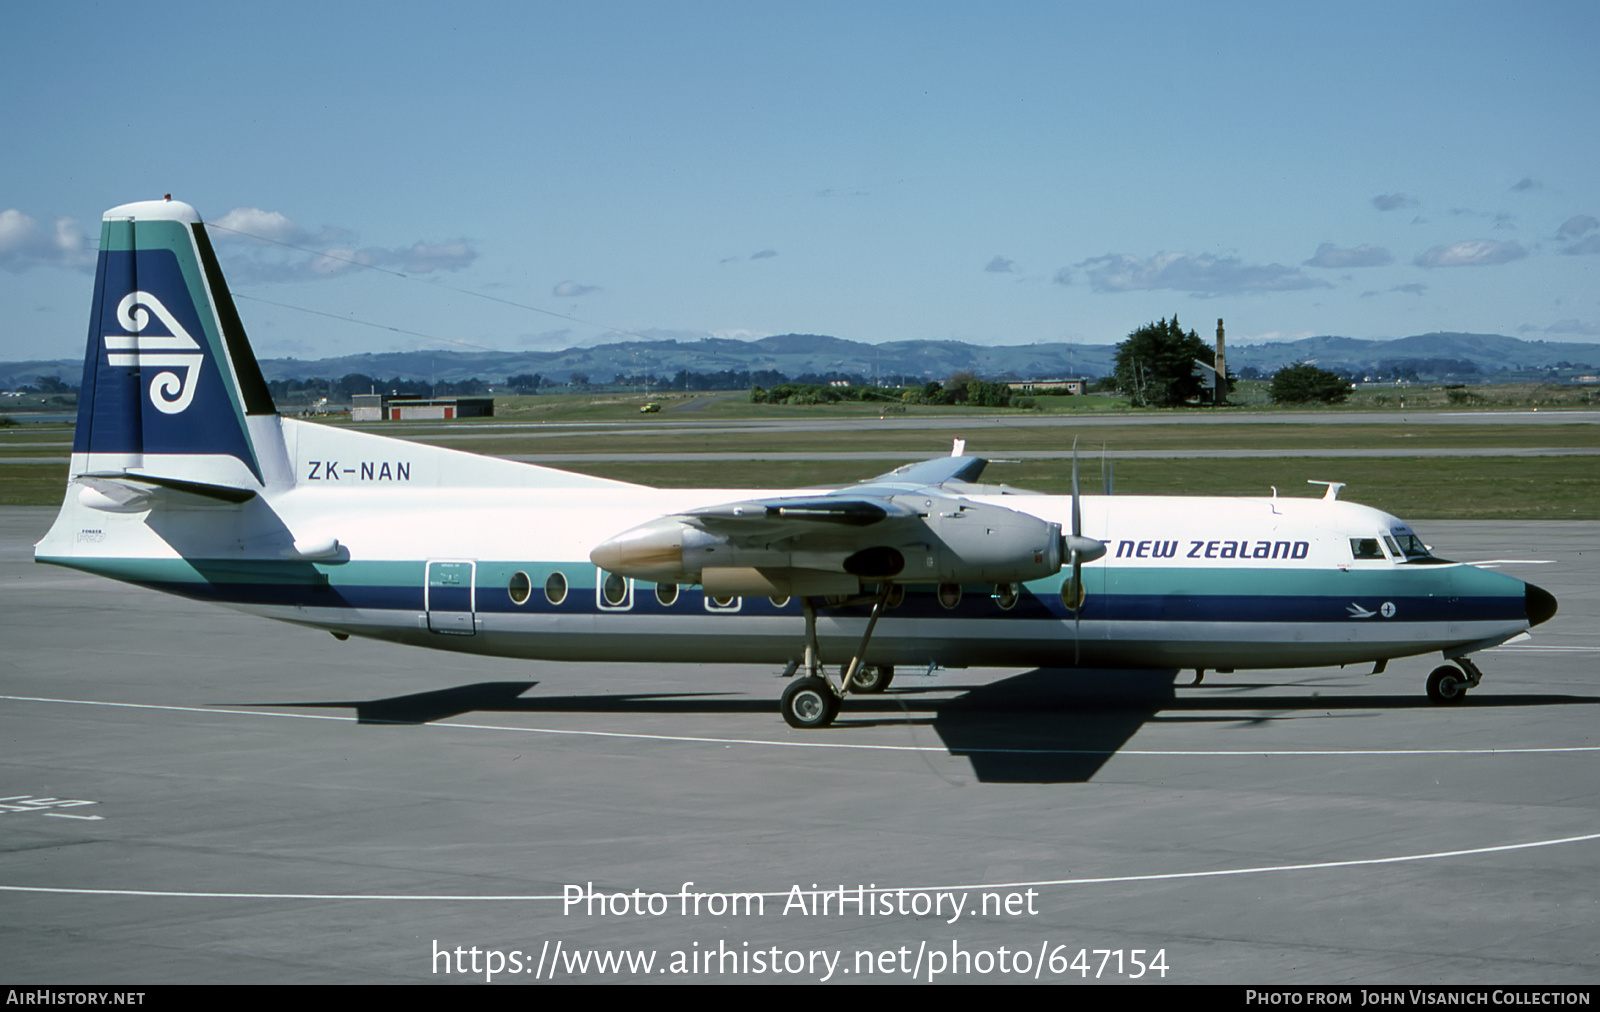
103 291 203 414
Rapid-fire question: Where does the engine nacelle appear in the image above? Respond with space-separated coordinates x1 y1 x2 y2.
897 498 1063 584
590 495 1067 591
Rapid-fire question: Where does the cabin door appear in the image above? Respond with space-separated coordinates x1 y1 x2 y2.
426 560 476 635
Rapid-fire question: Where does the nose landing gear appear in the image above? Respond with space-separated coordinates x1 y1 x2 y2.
1426 656 1483 705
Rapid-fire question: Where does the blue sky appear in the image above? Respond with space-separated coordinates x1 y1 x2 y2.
3 1 1597 364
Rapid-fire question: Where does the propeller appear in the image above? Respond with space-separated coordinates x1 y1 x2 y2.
1062 439 1108 664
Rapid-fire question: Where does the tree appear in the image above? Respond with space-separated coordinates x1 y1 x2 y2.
1269 363 1350 405
1112 317 1214 407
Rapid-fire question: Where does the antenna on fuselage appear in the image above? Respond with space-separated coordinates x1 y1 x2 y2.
1307 480 1346 501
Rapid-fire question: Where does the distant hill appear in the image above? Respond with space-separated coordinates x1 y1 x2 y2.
5 331 1597 391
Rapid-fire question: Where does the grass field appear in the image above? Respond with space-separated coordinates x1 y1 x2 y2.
4 398 1595 517
403 421 1599 456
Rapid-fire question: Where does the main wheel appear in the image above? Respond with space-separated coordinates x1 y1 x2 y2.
846 664 895 694
1427 665 1468 705
781 676 840 729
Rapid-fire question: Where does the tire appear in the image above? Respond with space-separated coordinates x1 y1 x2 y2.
846 664 894 694
1427 665 1467 705
781 676 839 729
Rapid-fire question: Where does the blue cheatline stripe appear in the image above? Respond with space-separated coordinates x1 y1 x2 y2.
52 555 1525 625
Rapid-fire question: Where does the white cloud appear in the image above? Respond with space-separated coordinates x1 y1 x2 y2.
1372 193 1418 212
1303 242 1393 269
213 207 310 244
210 206 475 282
552 280 600 297
383 240 476 274
517 328 574 348
1413 239 1527 268
1511 177 1542 192
1543 319 1600 336
1557 215 1597 239
1556 216 1600 255
0 209 94 273
984 255 1016 274
1076 251 1330 296
750 249 778 260
1360 283 1427 298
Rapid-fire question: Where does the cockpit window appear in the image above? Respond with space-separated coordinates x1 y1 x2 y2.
1349 537 1385 560
1389 532 1434 561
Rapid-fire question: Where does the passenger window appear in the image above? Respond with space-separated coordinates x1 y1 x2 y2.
598 570 631 609
508 571 532 605
655 583 679 607
544 571 568 605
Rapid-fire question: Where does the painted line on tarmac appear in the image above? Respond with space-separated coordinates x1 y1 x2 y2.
6 692 1600 758
4 830 1598 901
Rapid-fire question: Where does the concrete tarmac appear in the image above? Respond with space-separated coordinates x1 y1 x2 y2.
2 507 1597 985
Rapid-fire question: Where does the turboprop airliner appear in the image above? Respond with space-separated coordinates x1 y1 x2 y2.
34 199 1558 728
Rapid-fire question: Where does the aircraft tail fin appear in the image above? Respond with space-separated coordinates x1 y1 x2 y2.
72 198 279 494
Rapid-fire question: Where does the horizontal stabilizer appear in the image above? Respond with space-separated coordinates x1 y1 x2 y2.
76 471 257 511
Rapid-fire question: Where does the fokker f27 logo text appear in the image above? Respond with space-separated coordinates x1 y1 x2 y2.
103 291 203 414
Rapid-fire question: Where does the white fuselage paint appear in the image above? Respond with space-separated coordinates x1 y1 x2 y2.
36 417 1533 673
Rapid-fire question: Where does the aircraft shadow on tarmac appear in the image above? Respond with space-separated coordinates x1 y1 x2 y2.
249 672 1600 784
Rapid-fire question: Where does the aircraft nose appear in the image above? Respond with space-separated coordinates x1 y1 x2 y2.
1526 582 1558 627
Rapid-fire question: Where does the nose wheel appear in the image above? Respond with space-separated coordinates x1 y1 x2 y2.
1427 657 1482 705
1427 665 1467 704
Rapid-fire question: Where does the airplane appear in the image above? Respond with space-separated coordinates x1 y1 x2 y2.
34 198 1559 729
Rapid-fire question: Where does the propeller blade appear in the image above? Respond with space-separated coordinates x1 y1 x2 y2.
1071 548 1082 664
1071 438 1082 539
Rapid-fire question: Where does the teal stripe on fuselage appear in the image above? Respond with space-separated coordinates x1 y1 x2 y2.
1103 563 1517 599
38 554 1526 625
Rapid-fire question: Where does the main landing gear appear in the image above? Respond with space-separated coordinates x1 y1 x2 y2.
778 589 893 729
1426 656 1484 705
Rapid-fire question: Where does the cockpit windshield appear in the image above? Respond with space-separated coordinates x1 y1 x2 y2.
1389 530 1436 561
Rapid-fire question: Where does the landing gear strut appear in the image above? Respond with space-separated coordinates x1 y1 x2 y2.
779 588 892 729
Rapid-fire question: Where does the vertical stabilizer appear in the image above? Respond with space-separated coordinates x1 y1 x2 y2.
73 198 278 490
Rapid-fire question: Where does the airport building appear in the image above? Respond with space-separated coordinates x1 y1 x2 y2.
350 393 495 421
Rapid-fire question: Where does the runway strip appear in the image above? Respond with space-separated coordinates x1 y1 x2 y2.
7 692 1599 758
6 830 1598 902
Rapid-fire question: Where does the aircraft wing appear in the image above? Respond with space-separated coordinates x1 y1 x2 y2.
856 454 988 489
591 452 1069 592
686 495 920 538
682 454 990 539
